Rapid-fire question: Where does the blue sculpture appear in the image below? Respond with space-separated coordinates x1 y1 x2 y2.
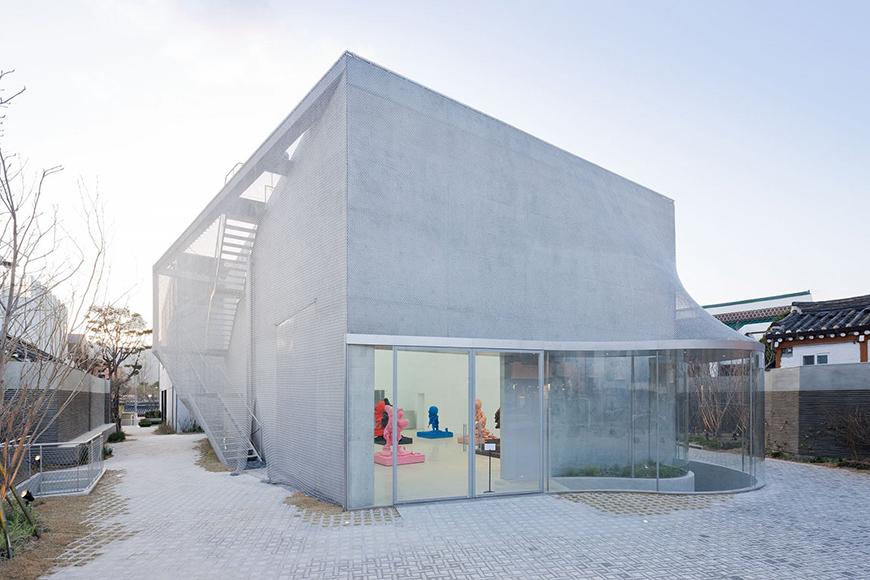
428 406 439 430
416 405 454 439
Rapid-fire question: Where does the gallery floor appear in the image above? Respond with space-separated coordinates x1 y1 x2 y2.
373 434 540 504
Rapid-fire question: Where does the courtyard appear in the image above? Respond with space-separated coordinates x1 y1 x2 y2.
39 426 870 579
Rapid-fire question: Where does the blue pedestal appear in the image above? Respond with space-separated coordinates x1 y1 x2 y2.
417 430 454 439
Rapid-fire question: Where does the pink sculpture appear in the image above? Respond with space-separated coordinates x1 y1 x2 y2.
474 398 494 442
374 405 425 466
458 399 494 445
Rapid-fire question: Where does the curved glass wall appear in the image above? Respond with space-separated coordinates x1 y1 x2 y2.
347 345 764 509
547 349 762 493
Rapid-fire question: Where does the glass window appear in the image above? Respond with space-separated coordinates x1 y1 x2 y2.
816 354 829 364
802 355 815 365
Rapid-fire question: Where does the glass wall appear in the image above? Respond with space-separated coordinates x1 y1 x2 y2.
347 345 764 508
396 350 469 502
547 351 692 491
474 352 542 495
684 349 757 491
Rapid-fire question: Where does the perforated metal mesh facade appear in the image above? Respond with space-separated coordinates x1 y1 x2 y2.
250 77 347 502
154 59 349 503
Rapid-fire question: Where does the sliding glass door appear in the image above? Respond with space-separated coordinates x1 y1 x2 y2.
356 346 544 506
396 349 470 502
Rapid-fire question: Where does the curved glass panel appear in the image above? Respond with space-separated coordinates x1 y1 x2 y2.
546 348 763 494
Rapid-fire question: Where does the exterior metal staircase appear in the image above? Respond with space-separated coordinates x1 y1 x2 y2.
205 216 258 355
190 392 262 468
159 201 266 472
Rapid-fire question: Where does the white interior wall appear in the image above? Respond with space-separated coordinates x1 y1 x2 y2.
373 349 500 438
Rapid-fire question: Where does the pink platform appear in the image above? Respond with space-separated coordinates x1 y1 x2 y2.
374 447 425 466
375 405 425 465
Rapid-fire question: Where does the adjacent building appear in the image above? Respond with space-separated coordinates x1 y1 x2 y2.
766 294 870 368
154 52 765 508
703 290 812 340
2 286 111 444
764 294 870 459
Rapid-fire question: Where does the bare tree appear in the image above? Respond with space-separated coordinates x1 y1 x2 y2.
689 358 749 442
85 305 150 433
828 406 870 461
0 70 105 558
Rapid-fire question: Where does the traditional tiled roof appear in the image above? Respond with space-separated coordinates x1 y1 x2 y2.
766 294 870 338
713 305 791 326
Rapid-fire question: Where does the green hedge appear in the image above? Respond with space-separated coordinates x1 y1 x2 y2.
107 431 126 443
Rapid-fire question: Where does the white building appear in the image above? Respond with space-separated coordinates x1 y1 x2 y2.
154 52 764 508
766 294 870 368
1 278 69 360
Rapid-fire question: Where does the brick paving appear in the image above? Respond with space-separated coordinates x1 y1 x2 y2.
47 426 870 579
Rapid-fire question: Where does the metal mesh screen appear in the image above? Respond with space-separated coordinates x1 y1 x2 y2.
154 59 348 502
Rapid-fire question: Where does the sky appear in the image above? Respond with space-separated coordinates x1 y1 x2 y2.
1 0 869 325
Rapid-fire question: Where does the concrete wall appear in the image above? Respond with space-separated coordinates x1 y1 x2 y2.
347 345 375 509
766 362 870 458
768 362 870 392
345 55 688 343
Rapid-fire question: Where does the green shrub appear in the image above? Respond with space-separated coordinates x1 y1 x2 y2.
2 503 41 555
138 418 153 427
107 430 126 443
144 410 162 419
559 463 686 479
103 445 113 459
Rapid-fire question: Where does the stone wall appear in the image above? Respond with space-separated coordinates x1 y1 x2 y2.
765 363 870 459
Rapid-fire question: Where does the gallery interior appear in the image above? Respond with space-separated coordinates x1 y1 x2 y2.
347 345 764 508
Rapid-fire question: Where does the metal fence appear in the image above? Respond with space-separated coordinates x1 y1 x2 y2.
10 432 105 497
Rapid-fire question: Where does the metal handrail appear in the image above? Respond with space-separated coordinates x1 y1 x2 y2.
10 431 105 497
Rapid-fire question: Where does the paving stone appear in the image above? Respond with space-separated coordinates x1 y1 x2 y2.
45 425 870 579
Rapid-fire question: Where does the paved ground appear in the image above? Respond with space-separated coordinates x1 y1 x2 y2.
47 426 870 579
